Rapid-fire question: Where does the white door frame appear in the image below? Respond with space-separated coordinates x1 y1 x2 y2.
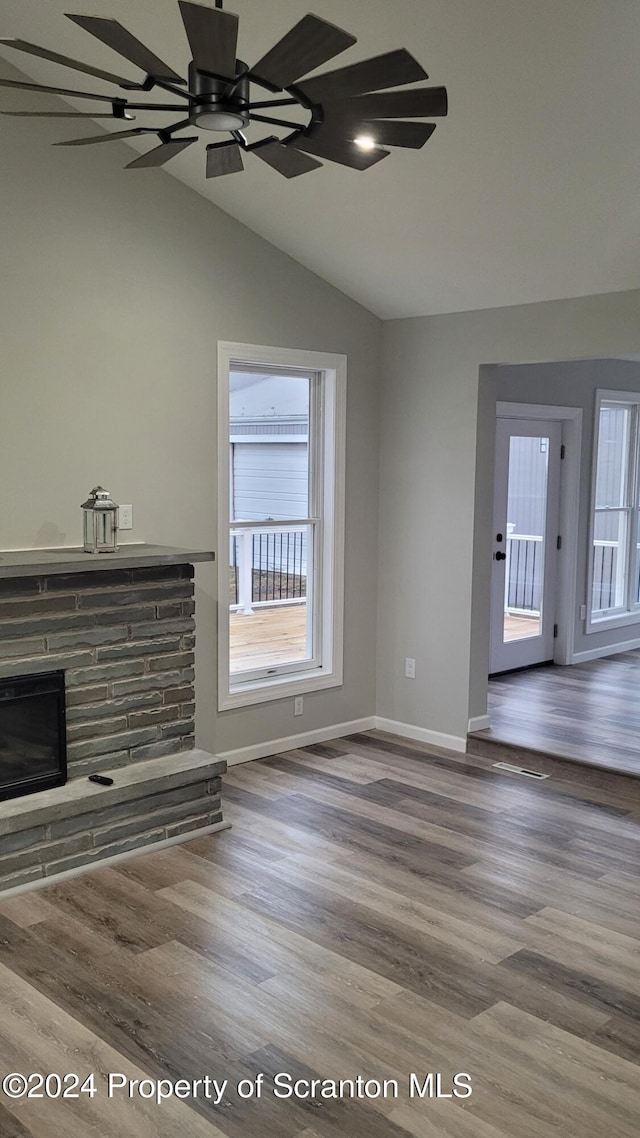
496 402 582 665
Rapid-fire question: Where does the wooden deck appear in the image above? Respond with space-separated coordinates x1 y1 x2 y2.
503 613 540 641
230 603 308 672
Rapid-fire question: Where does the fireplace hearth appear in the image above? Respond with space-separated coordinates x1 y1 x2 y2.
0 670 67 802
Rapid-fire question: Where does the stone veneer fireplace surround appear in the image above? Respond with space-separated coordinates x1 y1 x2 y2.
0 545 227 894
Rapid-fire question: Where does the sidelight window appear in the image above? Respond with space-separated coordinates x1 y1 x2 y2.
589 393 640 625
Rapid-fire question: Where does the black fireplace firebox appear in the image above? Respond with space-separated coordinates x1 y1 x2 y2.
0 670 67 802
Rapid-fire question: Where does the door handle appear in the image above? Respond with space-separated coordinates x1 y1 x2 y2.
495 551 506 561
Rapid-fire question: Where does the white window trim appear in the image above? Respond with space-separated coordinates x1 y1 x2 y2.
587 389 640 633
217 342 346 710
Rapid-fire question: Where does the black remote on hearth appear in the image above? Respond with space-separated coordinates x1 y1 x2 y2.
88 774 114 786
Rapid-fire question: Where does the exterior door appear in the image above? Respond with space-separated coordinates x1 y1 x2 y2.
490 418 562 674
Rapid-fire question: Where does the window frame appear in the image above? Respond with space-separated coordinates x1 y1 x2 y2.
217 342 346 710
587 389 640 632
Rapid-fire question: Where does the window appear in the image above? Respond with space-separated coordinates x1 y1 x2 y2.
217 343 346 709
589 392 640 627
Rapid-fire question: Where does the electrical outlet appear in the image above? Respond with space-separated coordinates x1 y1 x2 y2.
579 604 586 621
294 695 304 716
118 504 133 530
405 657 416 679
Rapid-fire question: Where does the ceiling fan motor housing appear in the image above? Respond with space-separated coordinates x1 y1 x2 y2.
188 60 249 131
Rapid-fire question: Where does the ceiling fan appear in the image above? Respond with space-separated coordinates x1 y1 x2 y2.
0 1 448 179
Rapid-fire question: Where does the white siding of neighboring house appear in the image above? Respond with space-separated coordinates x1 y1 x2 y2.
230 439 309 576
229 372 310 578
232 441 308 521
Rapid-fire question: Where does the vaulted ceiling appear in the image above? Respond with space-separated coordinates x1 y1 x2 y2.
2 0 640 319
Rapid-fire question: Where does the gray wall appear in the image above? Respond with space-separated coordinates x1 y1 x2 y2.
379 292 640 741
494 357 640 656
0 65 382 755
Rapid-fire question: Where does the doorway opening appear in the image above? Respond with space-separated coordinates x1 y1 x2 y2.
470 357 640 777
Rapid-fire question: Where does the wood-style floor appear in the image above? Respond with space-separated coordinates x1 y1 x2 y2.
484 649 640 776
0 729 639 1137
230 603 306 671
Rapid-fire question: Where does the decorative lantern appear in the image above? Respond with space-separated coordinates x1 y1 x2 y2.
81 486 119 554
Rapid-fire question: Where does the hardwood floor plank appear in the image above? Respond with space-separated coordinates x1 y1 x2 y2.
591 1014 640 1064
485 650 640 776
0 894 56 928
0 960 226 1138
372 990 590 1138
501 948 640 1021
157 881 404 1004
472 1002 640 1121
0 1101 34 1138
44 868 274 983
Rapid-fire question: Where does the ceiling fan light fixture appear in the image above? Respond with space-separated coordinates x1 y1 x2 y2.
193 108 247 130
354 134 377 151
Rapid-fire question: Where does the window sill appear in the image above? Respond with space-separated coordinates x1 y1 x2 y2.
587 610 640 635
219 667 342 710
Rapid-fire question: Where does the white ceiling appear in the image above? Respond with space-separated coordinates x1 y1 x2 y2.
2 0 640 320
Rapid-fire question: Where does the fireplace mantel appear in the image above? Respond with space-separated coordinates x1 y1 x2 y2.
0 544 214 580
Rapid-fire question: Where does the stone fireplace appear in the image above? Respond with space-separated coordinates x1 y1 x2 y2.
0 545 226 894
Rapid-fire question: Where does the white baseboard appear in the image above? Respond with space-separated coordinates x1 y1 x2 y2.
0 820 232 901
467 715 491 733
374 717 467 753
219 717 377 766
570 634 640 664
220 714 469 768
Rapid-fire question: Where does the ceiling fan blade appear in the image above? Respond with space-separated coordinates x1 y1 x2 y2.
66 15 184 84
252 138 322 178
126 137 197 168
324 87 448 121
297 49 427 104
178 1 238 80
289 133 389 171
206 142 244 178
321 119 436 149
0 37 135 87
250 15 356 91
54 129 149 146
2 111 134 119
0 76 117 101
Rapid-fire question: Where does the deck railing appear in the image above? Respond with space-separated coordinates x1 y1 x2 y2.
230 527 307 614
590 539 640 612
506 534 640 617
592 539 618 612
505 533 543 613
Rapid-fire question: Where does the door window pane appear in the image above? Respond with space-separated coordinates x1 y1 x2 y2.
503 436 549 643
